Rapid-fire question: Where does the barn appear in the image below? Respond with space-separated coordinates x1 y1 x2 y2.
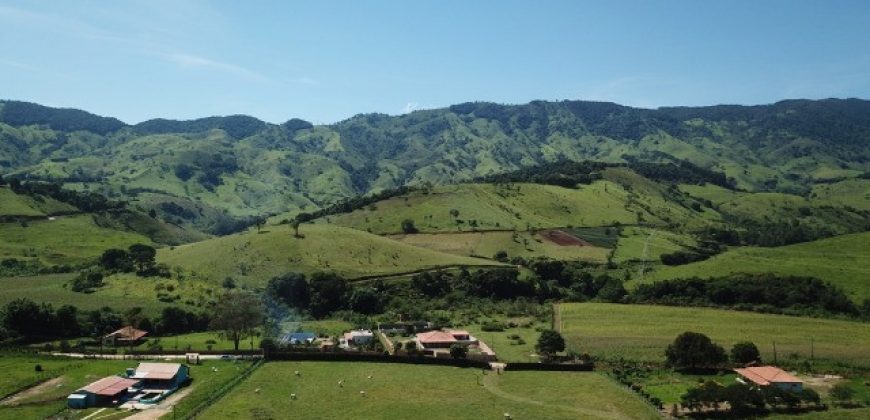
67 375 141 408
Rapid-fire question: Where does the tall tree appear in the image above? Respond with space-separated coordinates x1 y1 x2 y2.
210 290 264 351
128 244 156 274
536 329 566 360
665 331 727 370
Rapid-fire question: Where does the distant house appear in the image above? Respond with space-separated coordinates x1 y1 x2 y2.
378 321 434 335
415 329 476 350
340 330 374 348
128 362 190 390
281 332 317 346
103 326 148 347
67 375 141 408
735 366 803 392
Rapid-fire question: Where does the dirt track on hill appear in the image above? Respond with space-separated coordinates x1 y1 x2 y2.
0 376 64 406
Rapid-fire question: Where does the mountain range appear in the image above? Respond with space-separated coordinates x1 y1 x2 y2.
1 98 868 233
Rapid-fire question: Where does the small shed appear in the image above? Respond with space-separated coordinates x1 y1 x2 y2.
103 326 148 347
281 332 317 346
67 375 141 408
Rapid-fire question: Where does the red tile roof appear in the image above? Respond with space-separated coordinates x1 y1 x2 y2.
735 366 803 386
104 326 148 341
416 330 457 344
80 376 140 396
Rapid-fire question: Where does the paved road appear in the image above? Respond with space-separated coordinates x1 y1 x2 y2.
46 352 262 360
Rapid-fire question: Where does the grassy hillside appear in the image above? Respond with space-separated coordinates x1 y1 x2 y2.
0 186 76 217
810 178 870 210
6 99 869 232
0 215 153 265
638 232 870 302
201 361 659 420
612 226 697 263
558 303 870 367
158 223 501 286
389 230 611 262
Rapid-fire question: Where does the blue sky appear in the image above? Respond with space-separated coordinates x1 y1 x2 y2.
1 0 868 124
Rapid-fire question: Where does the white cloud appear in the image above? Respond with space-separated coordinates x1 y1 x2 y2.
164 52 267 82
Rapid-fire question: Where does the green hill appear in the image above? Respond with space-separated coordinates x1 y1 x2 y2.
158 223 502 286
4 98 869 232
636 232 870 302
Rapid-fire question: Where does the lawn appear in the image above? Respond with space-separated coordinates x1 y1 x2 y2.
558 303 870 367
158 223 499 286
639 232 870 302
199 361 659 419
459 319 547 363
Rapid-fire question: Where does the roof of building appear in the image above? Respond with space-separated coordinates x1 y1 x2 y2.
104 326 148 341
131 363 184 380
448 329 470 336
417 330 458 344
79 375 141 396
284 332 317 341
735 366 803 386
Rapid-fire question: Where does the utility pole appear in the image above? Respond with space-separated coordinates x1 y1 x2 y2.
811 337 814 361
772 341 777 364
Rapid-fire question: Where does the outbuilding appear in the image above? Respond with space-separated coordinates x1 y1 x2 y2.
67 375 141 408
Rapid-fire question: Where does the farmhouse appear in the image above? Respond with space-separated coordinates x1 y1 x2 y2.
67 375 141 408
340 329 374 348
102 326 148 347
414 329 497 360
281 332 317 345
735 366 803 392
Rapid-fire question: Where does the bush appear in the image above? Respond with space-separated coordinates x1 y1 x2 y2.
481 321 506 332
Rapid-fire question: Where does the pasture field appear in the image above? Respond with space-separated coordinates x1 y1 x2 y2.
0 187 76 217
158 223 500 286
612 226 696 263
810 179 870 210
558 303 870 367
460 319 547 363
199 361 659 419
389 230 610 262
326 182 643 234
0 214 152 265
0 274 207 315
640 232 870 302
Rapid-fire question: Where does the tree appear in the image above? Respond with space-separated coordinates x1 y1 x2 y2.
493 250 509 262
449 343 467 359
210 290 264 351
99 248 133 272
730 341 761 365
665 332 727 370
536 330 566 360
291 219 302 238
222 277 236 289
348 287 382 315
254 217 266 233
308 272 348 318
128 244 157 274
829 383 854 404
266 272 310 310
401 219 418 234
449 208 459 218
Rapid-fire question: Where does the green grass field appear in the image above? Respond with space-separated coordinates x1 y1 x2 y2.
0 274 206 315
388 230 611 262
0 187 76 218
639 232 870 302
810 179 870 211
326 182 644 234
558 303 870 367
612 226 696 263
0 214 153 265
159 223 500 286
199 361 659 419
460 319 547 363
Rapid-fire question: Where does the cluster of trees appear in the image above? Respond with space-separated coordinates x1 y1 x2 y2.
524 259 627 302
626 159 734 189
410 268 538 301
266 272 372 319
98 245 162 276
0 258 74 277
680 380 821 415
478 160 610 188
7 179 123 213
0 298 209 341
172 152 239 192
629 275 863 319
291 186 415 224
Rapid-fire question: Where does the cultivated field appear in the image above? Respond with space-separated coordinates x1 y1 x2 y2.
558 303 870 367
199 361 659 419
640 232 870 302
158 223 500 286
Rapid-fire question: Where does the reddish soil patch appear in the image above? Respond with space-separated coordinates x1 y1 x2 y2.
539 230 591 247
